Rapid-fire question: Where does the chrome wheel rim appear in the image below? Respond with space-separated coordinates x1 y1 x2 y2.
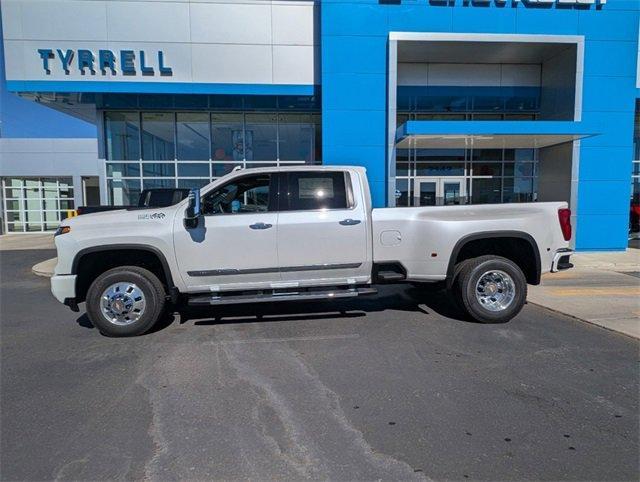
475 270 516 312
100 282 146 325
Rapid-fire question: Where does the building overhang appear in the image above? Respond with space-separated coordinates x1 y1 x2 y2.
395 121 596 149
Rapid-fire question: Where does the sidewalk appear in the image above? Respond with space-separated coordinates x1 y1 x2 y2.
528 247 640 339
0 234 54 251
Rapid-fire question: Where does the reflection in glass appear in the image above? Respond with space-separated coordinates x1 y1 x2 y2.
107 163 140 177
105 112 140 160
108 179 141 205
142 163 176 177
178 163 209 177
212 114 244 162
177 113 209 160
142 112 175 160
472 178 502 204
278 114 314 162
245 114 277 161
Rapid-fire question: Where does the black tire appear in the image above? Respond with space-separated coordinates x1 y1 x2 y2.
454 255 527 324
86 266 166 337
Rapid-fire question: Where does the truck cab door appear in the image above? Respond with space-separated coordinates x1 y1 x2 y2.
173 172 280 292
276 170 371 286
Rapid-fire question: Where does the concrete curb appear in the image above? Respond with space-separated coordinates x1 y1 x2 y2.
529 302 639 341
32 258 56 278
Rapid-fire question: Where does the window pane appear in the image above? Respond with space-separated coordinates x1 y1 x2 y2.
177 163 209 177
504 162 535 177
5 200 21 210
142 163 176 177
471 149 502 161
416 163 465 176
245 113 277 161
472 178 502 204
283 172 347 211
212 162 243 178
43 199 59 211
107 162 140 177
395 179 409 207
473 162 502 176
278 114 314 162
212 113 244 162
246 162 277 170
108 179 140 205
143 179 175 190
177 113 210 160
503 177 535 203
59 200 75 210
416 149 465 162
178 179 210 189
142 112 175 160
105 112 140 160
202 174 271 215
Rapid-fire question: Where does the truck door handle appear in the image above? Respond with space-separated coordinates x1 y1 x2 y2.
339 218 361 226
249 222 272 230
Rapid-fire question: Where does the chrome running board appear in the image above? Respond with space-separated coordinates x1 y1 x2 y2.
188 286 377 306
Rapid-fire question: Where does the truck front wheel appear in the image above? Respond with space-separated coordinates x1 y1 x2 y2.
86 266 166 337
454 255 527 323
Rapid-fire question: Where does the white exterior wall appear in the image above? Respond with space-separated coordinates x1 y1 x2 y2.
0 138 100 208
397 63 541 87
2 0 318 87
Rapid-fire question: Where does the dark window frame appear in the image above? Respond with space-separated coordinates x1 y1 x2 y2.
201 172 278 216
279 171 353 212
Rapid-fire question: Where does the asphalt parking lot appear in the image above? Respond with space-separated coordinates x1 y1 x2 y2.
1 249 638 481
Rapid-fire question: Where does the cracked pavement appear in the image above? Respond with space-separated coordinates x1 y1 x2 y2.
1 250 638 480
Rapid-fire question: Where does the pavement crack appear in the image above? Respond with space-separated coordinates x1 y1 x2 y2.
221 338 428 480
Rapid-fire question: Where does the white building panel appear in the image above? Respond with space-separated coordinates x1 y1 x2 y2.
190 3 272 45
191 44 273 84
2 0 318 87
398 62 542 87
106 1 191 43
272 4 315 46
501 64 542 87
273 45 315 84
429 63 502 87
397 63 428 86
19 1 108 41
1 0 24 39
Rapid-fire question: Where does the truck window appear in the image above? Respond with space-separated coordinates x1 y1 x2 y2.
282 172 350 211
202 174 273 215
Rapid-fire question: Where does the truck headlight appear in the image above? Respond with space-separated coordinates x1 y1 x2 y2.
54 226 71 237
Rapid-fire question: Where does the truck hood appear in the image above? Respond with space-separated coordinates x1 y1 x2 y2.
63 205 180 229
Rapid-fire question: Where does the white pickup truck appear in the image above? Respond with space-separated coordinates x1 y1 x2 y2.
51 166 574 337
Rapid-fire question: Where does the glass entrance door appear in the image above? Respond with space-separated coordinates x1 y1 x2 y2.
414 178 465 206
417 181 437 206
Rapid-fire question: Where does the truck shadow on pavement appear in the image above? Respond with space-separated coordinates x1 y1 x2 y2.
75 284 478 334
179 284 473 328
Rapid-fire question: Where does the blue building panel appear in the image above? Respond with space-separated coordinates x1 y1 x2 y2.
321 0 639 249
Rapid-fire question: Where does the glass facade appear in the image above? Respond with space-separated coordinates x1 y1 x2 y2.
104 111 321 205
396 148 538 207
2 177 74 232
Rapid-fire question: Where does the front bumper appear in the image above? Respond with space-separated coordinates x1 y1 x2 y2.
551 249 574 273
51 274 77 304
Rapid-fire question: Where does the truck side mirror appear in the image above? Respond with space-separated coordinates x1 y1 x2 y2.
184 188 201 229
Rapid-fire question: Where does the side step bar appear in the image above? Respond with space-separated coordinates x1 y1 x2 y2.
188 287 378 306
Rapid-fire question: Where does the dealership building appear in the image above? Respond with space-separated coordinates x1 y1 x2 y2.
0 0 638 251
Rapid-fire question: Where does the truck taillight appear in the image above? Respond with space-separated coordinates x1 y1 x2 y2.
558 208 572 241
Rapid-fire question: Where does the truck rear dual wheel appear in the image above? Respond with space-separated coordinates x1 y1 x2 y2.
86 266 166 337
454 255 527 323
